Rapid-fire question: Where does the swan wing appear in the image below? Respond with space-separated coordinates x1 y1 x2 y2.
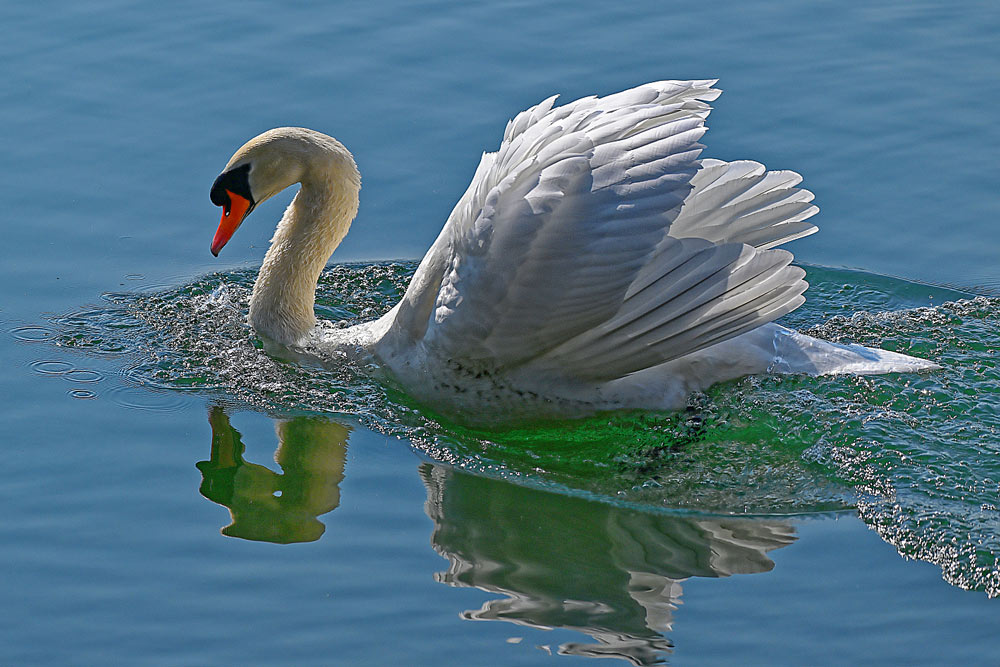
537 238 806 380
669 158 819 249
408 81 808 379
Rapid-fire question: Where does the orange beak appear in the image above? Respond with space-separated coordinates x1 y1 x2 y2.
211 190 254 256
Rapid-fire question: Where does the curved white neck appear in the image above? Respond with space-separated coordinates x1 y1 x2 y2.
249 162 360 346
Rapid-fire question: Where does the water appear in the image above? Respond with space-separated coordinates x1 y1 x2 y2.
3 0 999 664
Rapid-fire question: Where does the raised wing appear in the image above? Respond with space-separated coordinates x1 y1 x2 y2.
397 81 810 380
538 237 806 380
669 158 818 249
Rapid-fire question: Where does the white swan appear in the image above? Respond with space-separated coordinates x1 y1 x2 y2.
209 80 937 422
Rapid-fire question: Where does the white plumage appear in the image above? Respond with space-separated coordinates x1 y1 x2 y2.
209 80 938 423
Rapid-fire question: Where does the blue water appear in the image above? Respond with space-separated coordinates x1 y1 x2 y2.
3 0 999 664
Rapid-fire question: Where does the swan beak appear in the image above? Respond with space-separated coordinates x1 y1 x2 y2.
211 191 254 256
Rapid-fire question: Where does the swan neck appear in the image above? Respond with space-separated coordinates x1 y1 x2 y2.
249 151 360 346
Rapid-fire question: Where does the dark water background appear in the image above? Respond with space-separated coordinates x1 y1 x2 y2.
3 1 999 664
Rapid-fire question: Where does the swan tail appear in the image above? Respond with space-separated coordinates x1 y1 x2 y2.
766 326 941 375
670 159 819 249
537 238 809 381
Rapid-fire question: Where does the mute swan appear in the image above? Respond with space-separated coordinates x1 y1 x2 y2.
209 80 937 422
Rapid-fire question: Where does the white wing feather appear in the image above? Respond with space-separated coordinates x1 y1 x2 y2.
398 81 812 381
669 158 819 248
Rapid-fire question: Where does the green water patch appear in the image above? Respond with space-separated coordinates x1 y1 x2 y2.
34 261 1000 595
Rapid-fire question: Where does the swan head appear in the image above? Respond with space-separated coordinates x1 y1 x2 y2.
209 127 354 256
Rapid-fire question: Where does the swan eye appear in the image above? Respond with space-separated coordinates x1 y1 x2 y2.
210 163 254 209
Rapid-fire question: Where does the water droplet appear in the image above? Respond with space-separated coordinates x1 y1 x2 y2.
69 389 97 399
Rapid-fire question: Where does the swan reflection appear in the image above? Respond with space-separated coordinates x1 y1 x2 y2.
196 410 796 663
197 407 350 543
422 464 796 665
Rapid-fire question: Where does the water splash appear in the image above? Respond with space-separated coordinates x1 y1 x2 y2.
38 261 1000 595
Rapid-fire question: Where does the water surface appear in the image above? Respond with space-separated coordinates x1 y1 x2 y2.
3 0 999 664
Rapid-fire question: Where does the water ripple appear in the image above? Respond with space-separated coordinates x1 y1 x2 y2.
106 385 189 412
11 325 55 342
64 369 104 383
35 261 1000 596
30 360 74 375
69 389 98 400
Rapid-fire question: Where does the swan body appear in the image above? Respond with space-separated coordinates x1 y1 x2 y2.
210 80 937 422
